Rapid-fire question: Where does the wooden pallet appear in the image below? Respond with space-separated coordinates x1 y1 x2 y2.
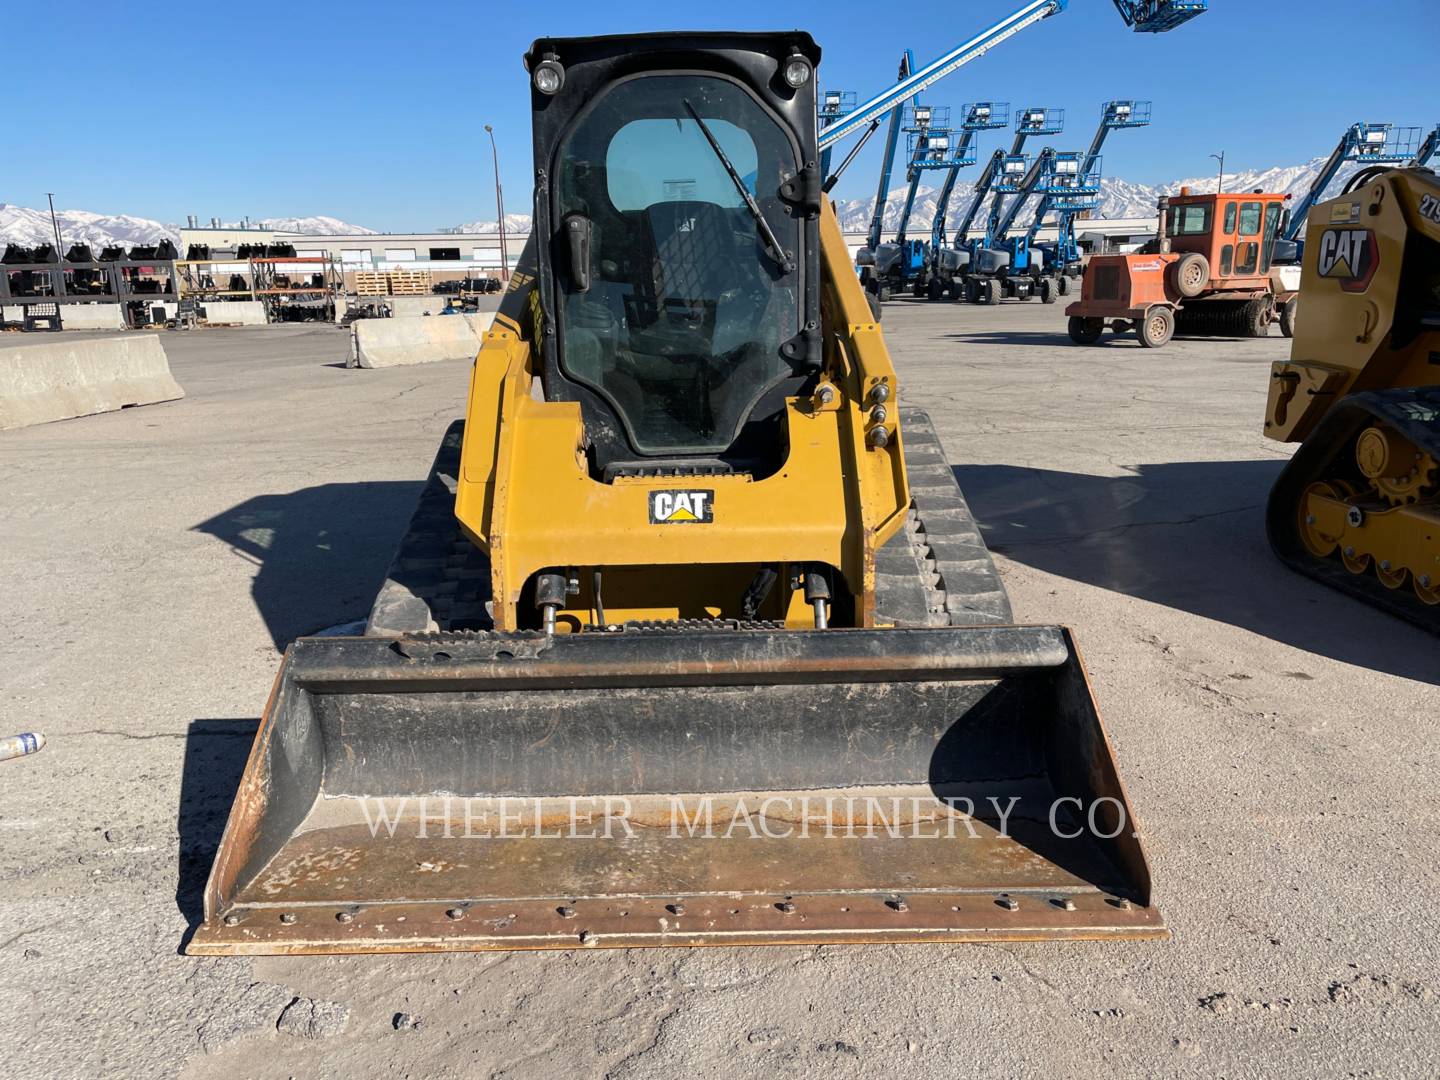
352 269 432 297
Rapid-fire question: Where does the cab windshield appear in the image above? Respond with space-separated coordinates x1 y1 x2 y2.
554 74 802 455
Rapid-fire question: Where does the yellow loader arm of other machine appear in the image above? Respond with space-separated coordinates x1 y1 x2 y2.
1264 166 1440 626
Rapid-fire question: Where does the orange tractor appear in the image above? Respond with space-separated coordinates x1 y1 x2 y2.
1066 189 1300 348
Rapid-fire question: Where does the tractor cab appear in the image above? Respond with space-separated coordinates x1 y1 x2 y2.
1163 189 1289 286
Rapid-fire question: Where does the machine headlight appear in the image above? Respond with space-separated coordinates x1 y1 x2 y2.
533 60 565 95
783 55 812 88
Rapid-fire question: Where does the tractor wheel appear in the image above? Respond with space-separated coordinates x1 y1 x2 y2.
1279 296 1298 338
912 279 927 299
1138 305 1175 348
1056 275 1070 296
867 292 883 322
981 279 999 306
878 284 892 303
927 276 944 301
964 279 979 303
1169 252 1210 298
1067 316 1105 345
1039 277 1056 304
1245 298 1271 337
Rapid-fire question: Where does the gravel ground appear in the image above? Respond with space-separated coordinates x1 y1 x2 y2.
0 304 1434 1079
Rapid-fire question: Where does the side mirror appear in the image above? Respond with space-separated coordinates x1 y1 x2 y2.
563 213 591 293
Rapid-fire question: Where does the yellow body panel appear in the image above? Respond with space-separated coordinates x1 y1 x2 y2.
1264 168 1440 443
454 201 910 631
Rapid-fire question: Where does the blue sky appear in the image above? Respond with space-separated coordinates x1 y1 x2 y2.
4 0 1432 231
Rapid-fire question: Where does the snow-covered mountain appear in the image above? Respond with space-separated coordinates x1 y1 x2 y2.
0 205 376 250
834 156 1356 234
253 216 377 236
0 204 179 248
447 214 535 235
2 155 1361 250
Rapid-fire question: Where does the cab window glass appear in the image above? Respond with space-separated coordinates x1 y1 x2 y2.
1223 203 1237 233
1167 204 1211 236
1238 201 1262 236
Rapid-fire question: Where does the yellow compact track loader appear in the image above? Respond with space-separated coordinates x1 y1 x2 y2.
1264 165 1440 631
189 32 1163 955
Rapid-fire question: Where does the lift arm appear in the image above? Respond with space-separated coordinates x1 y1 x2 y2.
954 150 1008 245
1412 124 1440 168
1025 100 1149 245
992 149 1056 243
1283 123 1419 241
821 0 1065 150
864 52 916 254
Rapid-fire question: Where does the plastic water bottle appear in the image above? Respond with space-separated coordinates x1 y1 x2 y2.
0 733 45 762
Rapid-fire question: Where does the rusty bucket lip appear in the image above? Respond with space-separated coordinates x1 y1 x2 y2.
189 886 1167 955
190 623 1166 955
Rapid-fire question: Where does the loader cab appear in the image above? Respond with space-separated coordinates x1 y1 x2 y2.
525 34 824 479
1165 190 1287 285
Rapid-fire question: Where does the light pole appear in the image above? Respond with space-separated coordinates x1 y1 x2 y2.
1210 151 1225 194
46 193 65 256
484 125 509 282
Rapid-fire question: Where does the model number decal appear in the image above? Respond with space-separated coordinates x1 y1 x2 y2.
1315 228 1379 292
649 490 713 524
1420 194 1440 225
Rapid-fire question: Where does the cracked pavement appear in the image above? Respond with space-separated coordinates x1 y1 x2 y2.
0 304 1435 1078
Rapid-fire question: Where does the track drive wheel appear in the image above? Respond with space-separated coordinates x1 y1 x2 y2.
1297 481 1344 557
1279 296 1297 338
1067 316 1104 345
1138 305 1175 348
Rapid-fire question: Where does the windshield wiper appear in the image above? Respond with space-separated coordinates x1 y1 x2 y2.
682 99 794 273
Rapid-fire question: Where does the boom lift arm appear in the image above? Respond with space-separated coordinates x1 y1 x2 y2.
863 53 917 255
931 103 1010 254
1411 124 1439 168
1025 100 1150 254
1283 122 1420 242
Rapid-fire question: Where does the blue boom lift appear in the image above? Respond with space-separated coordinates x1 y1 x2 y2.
1277 122 1420 262
1028 100 1151 292
819 0 1206 304
1408 123 1438 168
867 105 957 299
941 108 1062 296
922 102 1011 300
969 149 1102 304
854 53 916 296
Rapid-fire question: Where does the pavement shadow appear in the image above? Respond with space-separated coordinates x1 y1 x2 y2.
943 330 1079 348
953 460 1438 684
176 718 260 946
193 481 423 650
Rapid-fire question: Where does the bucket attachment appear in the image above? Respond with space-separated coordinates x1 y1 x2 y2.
188 625 1164 954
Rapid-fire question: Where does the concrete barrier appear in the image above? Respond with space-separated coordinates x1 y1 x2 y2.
0 334 184 430
351 313 495 369
201 301 267 326
1 304 125 330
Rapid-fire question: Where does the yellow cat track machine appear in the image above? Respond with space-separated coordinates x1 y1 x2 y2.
188 32 1163 955
1265 165 1440 630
